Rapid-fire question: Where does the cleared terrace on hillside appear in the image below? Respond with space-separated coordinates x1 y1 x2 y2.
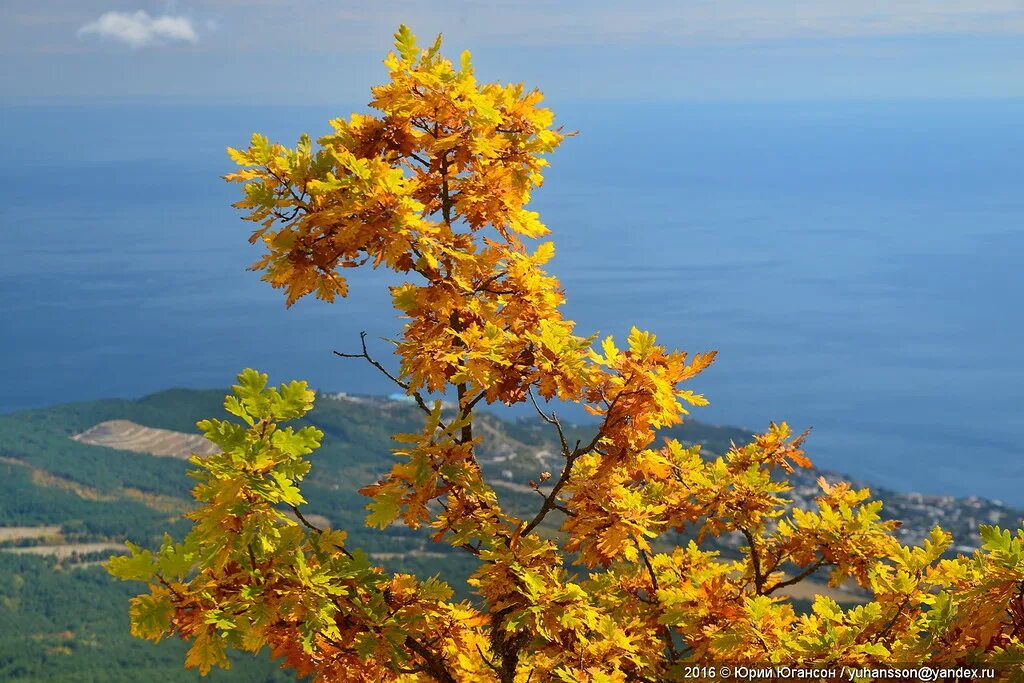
72 420 219 459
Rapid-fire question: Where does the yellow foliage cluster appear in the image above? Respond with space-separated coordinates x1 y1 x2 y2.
111 26 1024 682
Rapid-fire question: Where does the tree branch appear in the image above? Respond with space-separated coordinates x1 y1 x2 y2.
264 167 311 212
740 528 766 593
763 558 829 595
868 574 920 644
455 382 473 445
334 331 437 421
405 635 458 683
439 151 453 226
521 391 582 536
289 504 354 560
522 458 577 537
527 388 570 457
288 504 323 533
640 549 679 663
462 390 487 416
476 644 502 675
155 573 184 601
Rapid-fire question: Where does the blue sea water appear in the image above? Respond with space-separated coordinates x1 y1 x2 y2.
1 100 1022 502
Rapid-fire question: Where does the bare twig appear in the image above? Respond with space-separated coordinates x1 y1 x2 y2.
289 504 354 559
289 504 323 533
334 331 436 420
409 152 431 168
263 167 311 211
527 389 570 457
522 455 578 536
764 558 829 595
476 644 502 675
462 390 487 415
155 574 184 601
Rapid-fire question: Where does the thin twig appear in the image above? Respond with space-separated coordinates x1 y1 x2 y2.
289 504 323 533
520 389 585 535
764 558 829 595
476 644 502 675
334 331 436 420
289 504 354 559
155 574 184 601
527 388 570 457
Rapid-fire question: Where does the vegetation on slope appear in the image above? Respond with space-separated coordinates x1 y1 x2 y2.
1 384 1018 679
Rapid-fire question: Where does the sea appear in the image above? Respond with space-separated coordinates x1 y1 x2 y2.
1 99 1022 503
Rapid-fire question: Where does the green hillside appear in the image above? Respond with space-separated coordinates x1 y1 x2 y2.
0 390 461 681
0 388 1019 680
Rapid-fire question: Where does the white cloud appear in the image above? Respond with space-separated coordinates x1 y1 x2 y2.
77 10 199 48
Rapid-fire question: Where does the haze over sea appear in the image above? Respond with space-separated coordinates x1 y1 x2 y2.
2 100 1022 503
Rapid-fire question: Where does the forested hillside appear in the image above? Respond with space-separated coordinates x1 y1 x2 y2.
0 388 1019 680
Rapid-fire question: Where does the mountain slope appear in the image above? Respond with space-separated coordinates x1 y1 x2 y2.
0 388 1019 680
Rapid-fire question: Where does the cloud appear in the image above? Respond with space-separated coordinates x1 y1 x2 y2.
77 10 199 48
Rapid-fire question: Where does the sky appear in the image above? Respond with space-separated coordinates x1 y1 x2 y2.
3 1 1024 104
